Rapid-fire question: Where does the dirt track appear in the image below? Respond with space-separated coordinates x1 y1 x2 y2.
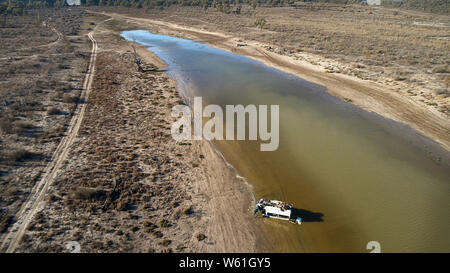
0 24 99 253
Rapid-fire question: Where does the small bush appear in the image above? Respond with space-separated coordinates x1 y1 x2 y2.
343 97 353 103
433 89 450 98
47 107 61 115
159 219 169 228
196 233 206 241
74 51 85 58
63 94 78 103
183 206 193 215
14 121 33 131
63 40 73 53
7 149 34 162
143 221 157 230
116 198 129 211
159 239 171 246
71 187 105 200
176 244 186 252
432 65 450 74
58 64 70 69
130 226 139 232
0 214 13 233
0 118 14 134
443 76 450 87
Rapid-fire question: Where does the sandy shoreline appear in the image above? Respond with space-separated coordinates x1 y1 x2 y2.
103 11 450 152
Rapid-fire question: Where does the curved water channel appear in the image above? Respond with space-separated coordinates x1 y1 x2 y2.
122 30 450 252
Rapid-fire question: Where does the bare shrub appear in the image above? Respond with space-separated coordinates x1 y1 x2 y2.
433 89 450 98
159 219 169 227
63 94 78 103
7 149 34 162
0 214 13 233
432 65 450 74
183 206 193 215
159 239 171 246
47 107 61 115
71 187 106 201
443 76 450 88
14 121 33 131
196 233 206 241
0 118 14 134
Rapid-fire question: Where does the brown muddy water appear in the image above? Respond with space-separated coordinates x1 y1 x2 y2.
122 30 450 252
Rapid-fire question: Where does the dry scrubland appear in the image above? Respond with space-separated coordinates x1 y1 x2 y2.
16 50 197 252
2 12 258 252
0 8 90 235
102 4 450 115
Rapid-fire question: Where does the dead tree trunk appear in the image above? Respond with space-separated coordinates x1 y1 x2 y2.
131 44 143 72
